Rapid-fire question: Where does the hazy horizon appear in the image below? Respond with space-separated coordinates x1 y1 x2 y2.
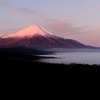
0 0 100 46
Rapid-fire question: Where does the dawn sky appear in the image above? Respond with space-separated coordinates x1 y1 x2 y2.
0 0 100 46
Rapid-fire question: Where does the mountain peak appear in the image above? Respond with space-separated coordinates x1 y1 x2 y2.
0 24 89 49
1 25 53 38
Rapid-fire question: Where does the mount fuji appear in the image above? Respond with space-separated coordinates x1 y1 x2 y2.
0 25 94 49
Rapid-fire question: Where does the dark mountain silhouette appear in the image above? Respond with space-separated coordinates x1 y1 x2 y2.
0 46 52 55
0 46 54 63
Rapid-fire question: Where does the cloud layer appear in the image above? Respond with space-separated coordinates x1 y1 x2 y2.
44 20 89 37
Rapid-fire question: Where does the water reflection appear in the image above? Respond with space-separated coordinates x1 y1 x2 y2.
39 52 100 65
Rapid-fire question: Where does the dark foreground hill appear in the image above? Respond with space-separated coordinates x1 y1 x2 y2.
0 48 100 82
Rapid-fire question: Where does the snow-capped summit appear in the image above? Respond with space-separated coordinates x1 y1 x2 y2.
1 25 53 39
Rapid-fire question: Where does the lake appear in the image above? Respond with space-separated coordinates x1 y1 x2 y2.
39 52 100 65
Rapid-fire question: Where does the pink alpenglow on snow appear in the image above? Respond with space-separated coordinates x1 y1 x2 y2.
1 25 53 39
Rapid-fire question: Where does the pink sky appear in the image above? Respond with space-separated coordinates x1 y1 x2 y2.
0 0 100 47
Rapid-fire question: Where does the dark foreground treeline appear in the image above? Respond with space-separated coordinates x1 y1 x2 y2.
0 50 100 81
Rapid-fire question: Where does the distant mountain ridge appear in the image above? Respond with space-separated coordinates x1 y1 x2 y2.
0 25 98 49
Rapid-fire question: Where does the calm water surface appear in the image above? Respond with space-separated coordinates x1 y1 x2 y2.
39 52 100 65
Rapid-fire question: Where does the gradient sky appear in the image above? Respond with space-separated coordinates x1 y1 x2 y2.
0 0 100 46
